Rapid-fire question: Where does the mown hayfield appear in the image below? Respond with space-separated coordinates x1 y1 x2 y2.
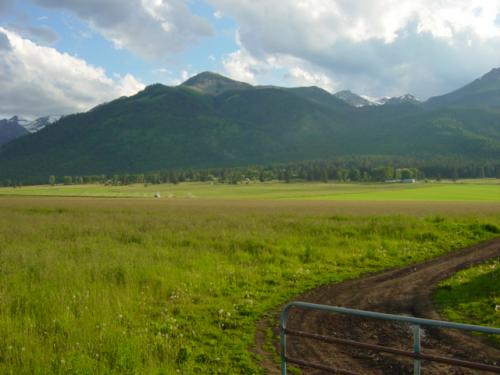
0 193 499 374
0 179 498 201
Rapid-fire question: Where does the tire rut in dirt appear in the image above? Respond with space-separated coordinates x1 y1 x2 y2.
254 238 500 374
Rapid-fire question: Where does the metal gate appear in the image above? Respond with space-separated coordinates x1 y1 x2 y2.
280 301 500 375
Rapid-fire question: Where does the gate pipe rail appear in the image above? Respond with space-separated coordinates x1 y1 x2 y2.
280 301 500 375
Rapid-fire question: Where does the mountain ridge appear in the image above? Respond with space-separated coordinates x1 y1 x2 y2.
181 71 253 95
425 68 500 109
334 90 375 107
0 69 499 183
0 117 29 146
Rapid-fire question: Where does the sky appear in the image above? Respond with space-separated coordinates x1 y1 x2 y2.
1 0 500 118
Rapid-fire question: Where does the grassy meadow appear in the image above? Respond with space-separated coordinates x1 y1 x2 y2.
0 179 498 201
434 259 500 347
0 181 499 374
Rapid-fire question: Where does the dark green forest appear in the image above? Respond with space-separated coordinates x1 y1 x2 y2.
3 157 497 187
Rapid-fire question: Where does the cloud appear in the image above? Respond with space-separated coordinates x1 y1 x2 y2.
221 43 335 91
180 69 190 82
0 27 144 118
0 29 11 50
31 0 213 59
222 47 260 84
7 25 58 44
211 0 500 98
284 66 334 92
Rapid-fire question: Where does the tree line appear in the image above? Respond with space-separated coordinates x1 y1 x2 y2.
41 160 500 187
2 157 498 187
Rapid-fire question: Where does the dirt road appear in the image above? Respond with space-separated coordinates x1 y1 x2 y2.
255 238 500 374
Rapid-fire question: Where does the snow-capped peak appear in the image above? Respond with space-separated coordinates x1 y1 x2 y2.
334 90 378 107
378 94 420 105
8 116 30 127
23 115 61 133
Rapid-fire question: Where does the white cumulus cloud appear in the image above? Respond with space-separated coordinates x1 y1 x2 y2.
31 0 213 59
285 66 335 92
222 47 260 84
0 27 144 118
211 0 500 98
222 44 337 91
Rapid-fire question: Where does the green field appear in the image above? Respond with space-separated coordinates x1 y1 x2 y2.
0 182 499 374
434 259 500 347
0 180 499 201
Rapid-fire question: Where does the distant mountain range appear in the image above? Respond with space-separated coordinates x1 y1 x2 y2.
22 115 61 133
333 90 375 107
332 90 422 107
0 115 60 145
0 117 29 146
0 69 499 183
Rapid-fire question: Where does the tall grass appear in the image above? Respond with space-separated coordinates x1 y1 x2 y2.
0 198 499 374
434 259 500 347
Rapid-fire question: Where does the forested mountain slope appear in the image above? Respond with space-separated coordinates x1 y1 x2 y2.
0 71 499 183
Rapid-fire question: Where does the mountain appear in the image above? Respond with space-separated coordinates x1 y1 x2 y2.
334 90 375 107
0 115 61 145
333 91 421 107
287 86 351 109
0 70 499 183
425 68 500 109
0 116 29 145
182 71 252 95
379 94 421 106
23 115 61 133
